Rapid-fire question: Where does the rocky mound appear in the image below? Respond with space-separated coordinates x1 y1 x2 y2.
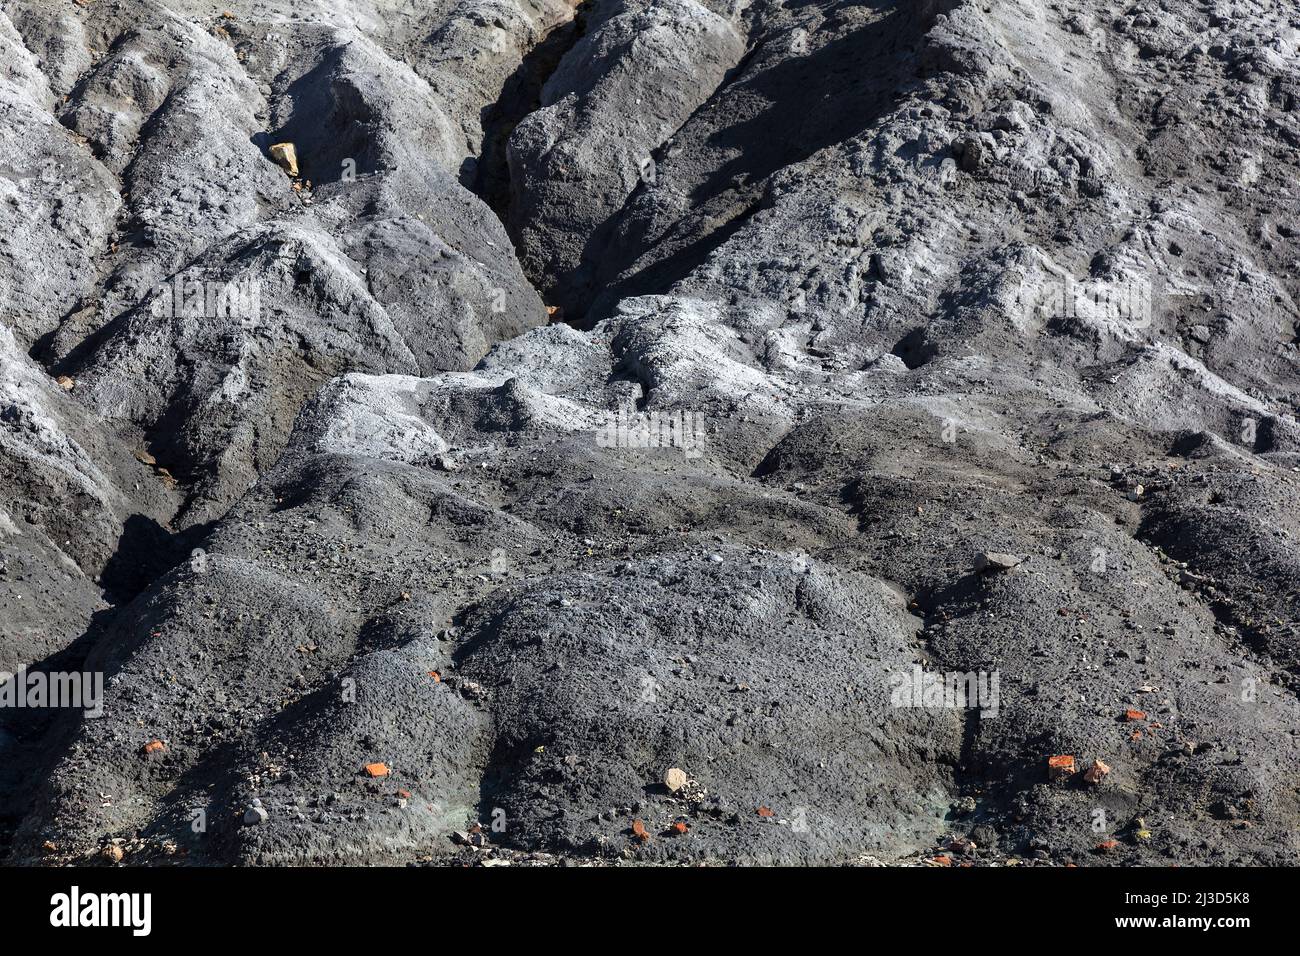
1 0 1298 866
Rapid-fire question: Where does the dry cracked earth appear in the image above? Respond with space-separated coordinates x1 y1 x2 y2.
0 0 1298 867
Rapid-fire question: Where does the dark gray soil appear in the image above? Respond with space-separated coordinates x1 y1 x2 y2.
1 0 1298 867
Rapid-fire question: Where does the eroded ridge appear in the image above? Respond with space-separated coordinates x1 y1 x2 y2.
0 0 1298 867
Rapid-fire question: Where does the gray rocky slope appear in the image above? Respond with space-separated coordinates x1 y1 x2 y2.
0 0 1297 866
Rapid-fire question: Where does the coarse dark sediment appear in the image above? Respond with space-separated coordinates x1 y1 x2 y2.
0 0 1298 866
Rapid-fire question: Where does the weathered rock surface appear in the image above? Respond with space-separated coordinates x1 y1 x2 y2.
507 0 746 313
0 325 173 673
1 0 1298 866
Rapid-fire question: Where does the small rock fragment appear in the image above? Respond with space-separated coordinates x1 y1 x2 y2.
948 836 977 855
269 142 299 177
243 805 268 826
974 551 1022 573
663 767 688 792
1047 754 1076 781
1083 759 1111 784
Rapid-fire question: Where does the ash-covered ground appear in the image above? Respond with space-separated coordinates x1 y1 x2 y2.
0 0 1298 867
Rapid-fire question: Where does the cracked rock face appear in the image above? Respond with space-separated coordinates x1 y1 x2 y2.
1 0 1299 867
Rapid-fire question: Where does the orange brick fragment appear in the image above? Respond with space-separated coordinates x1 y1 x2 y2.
143 739 165 755
1124 708 1147 721
757 806 775 817
931 854 953 866
428 670 441 682
1047 754 1076 781
631 819 650 842
671 821 688 835
364 762 390 778
1096 839 1119 851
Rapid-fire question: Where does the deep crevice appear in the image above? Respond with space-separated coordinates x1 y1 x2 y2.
469 3 594 228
